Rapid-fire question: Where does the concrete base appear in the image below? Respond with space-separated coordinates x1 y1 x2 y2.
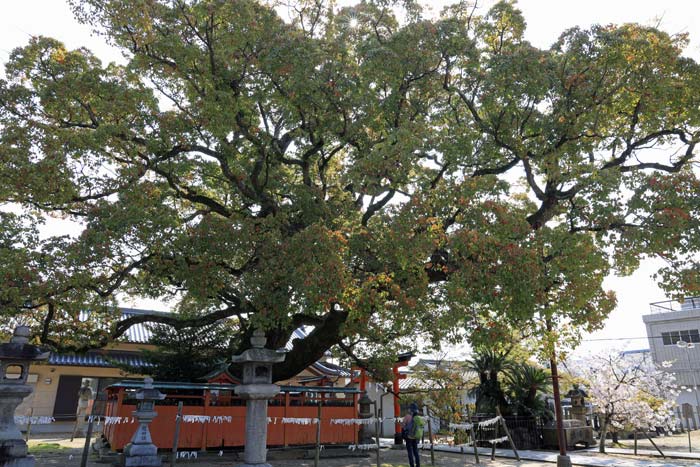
123 455 161 467
123 442 161 466
237 463 272 467
0 456 35 467
556 454 572 467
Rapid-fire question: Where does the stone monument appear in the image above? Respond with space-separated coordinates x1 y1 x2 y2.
232 329 285 467
0 326 49 467
74 380 93 436
122 378 165 467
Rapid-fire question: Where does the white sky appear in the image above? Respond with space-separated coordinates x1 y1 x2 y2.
1 0 698 356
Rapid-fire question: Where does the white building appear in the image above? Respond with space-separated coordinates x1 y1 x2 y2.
643 297 700 428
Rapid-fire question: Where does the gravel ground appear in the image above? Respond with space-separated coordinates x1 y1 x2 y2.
22 448 565 467
24 433 700 467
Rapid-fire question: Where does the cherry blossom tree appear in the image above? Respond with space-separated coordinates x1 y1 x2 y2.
574 351 678 453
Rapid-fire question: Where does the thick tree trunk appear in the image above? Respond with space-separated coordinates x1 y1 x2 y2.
598 418 608 453
228 307 349 382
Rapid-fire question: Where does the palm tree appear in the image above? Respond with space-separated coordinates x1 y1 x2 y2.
505 363 552 418
466 349 512 414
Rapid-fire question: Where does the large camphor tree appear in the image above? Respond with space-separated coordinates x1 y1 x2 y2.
1 0 699 381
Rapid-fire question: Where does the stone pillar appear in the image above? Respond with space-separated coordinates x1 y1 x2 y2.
357 392 374 444
0 327 49 467
232 329 286 467
243 398 272 464
123 378 165 467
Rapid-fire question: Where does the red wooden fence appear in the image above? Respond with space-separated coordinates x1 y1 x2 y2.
102 383 359 450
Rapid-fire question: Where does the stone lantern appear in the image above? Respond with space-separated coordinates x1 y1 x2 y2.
123 378 166 467
566 386 588 424
232 329 285 467
0 326 49 467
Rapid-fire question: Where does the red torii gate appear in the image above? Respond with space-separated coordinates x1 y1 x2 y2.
392 352 412 443
351 351 413 444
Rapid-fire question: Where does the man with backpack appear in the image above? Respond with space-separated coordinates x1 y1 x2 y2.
402 402 425 467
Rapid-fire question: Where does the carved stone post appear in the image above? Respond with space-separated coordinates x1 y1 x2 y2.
0 326 49 467
232 329 285 467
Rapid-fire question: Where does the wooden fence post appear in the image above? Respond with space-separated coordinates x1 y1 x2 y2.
491 418 499 461
374 401 380 467
170 401 184 466
24 408 33 442
314 400 322 467
644 431 665 458
466 408 479 465
79 417 94 467
425 407 434 466
496 408 520 461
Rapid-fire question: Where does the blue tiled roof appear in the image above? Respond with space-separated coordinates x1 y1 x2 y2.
311 361 351 377
119 308 169 343
285 326 351 377
48 351 151 368
285 326 311 350
78 307 163 343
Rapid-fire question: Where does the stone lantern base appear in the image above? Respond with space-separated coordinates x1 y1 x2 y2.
0 457 36 467
122 413 162 467
122 447 161 467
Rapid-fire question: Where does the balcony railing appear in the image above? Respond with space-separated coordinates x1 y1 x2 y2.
649 297 700 314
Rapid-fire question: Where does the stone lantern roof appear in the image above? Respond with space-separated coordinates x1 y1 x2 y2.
231 329 286 365
565 385 588 398
0 326 49 362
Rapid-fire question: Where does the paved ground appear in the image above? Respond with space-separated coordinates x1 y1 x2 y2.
25 436 700 467
606 431 700 453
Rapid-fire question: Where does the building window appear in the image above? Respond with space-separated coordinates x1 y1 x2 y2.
661 330 700 345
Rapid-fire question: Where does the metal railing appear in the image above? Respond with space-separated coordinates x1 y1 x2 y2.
649 297 700 314
448 415 544 450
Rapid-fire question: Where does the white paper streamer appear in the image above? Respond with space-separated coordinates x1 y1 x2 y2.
14 416 55 425
181 415 232 424
449 422 473 430
183 415 210 423
331 417 379 426
87 415 104 427
478 416 501 428
103 416 136 425
348 444 377 451
488 436 509 445
281 417 318 425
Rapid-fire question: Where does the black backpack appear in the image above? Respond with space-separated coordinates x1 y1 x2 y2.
401 416 414 440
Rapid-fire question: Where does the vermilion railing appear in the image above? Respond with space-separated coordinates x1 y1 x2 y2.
102 384 360 450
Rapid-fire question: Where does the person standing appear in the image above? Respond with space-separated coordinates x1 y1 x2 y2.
402 402 425 467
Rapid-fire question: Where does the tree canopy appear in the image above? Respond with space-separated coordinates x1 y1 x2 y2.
1 0 699 380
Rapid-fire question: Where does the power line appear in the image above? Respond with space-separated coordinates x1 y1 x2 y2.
582 337 651 341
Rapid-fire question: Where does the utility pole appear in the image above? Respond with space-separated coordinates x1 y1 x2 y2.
547 318 571 467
